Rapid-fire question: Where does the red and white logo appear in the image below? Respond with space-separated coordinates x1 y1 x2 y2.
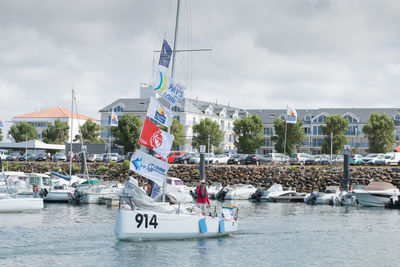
139 118 174 158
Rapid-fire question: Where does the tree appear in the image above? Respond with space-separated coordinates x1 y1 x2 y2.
233 114 264 154
192 118 223 152
111 114 142 153
170 118 185 149
0 128 2 142
77 120 103 143
42 119 69 144
363 113 395 153
321 114 349 154
271 118 305 155
8 122 38 142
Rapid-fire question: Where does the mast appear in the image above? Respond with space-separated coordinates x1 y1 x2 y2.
69 89 74 182
170 0 180 79
162 0 180 202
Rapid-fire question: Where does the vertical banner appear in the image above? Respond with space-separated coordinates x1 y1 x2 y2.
158 39 172 68
0 118 3 127
139 118 174 158
286 106 297 124
146 96 173 128
130 149 170 186
110 112 118 127
153 69 185 106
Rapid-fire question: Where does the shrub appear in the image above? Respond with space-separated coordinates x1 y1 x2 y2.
109 161 116 168
71 164 80 174
289 165 297 172
122 160 130 171
97 166 109 174
42 165 50 172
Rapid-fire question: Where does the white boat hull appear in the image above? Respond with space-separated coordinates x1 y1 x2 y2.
353 191 395 207
115 209 238 240
0 197 43 212
44 190 71 202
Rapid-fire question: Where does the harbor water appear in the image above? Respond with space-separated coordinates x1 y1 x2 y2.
0 201 399 266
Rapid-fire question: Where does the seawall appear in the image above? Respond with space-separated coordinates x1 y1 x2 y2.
3 161 400 192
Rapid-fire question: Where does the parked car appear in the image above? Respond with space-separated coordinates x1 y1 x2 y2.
95 154 105 162
53 152 67 162
227 154 247 165
188 153 200 164
87 154 98 162
19 153 36 161
305 155 317 165
315 155 332 165
245 154 266 165
289 153 311 165
36 152 49 161
174 153 194 164
117 154 126 162
167 151 186 163
334 154 344 165
6 152 21 161
103 153 119 162
362 154 380 165
265 153 288 165
375 152 400 166
211 154 230 164
349 154 363 165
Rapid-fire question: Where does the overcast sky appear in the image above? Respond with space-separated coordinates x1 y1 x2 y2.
1 0 400 139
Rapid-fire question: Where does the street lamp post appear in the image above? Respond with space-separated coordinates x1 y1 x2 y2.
207 134 210 165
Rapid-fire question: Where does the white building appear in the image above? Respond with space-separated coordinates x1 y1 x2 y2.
99 95 246 152
13 107 97 143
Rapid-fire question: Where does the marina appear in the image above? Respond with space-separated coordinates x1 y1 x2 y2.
1 200 399 266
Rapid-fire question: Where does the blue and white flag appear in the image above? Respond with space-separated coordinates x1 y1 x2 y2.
146 96 173 128
153 69 185 106
110 112 118 127
130 149 170 185
158 39 172 68
0 119 3 127
286 106 297 124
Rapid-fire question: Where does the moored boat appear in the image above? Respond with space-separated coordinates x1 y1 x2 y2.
352 181 399 207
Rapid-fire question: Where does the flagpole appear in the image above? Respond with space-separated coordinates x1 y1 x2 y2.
170 0 180 80
283 105 288 155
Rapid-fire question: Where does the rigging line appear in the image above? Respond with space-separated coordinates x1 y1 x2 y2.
73 94 89 178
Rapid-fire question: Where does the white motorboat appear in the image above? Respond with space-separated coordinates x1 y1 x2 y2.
115 178 238 240
352 181 400 207
249 184 306 202
332 191 358 206
304 186 341 205
0 193 43 213
69 179 123 204
223 184 257 200
208 182 223 199
42 172 86 202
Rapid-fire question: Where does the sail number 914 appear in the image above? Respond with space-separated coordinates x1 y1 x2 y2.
135 213 158 229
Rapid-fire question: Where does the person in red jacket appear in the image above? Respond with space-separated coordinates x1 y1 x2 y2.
196 180 210 215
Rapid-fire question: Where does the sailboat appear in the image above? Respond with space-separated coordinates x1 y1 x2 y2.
115 0 238 240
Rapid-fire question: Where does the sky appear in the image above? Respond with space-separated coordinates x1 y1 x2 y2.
1 0 400 140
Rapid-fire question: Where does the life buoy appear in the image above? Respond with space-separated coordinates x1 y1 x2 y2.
143 183 152 194
33 185 39 193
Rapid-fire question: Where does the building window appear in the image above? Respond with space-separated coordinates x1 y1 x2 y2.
192 117 196 125
312 126 322 135
344 114 358 123
172 106 181 112
113 106 124 112
264 127 273 136
313 115 326 123
394 114 400 126
280 114 285 120
304 115 311 122
345 126 359 136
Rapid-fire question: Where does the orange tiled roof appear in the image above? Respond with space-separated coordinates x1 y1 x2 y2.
15 107 96 120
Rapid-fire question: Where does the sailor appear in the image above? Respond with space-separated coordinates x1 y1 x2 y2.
196 180 210 215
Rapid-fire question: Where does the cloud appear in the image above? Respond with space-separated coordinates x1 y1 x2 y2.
1 0 400 142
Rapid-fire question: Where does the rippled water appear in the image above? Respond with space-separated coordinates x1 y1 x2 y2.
0 201 399 266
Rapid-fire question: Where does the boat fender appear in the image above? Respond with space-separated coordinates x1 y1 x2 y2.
143 183 152 194
219 220 226 234
33 185 39 193
199 218 207 233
